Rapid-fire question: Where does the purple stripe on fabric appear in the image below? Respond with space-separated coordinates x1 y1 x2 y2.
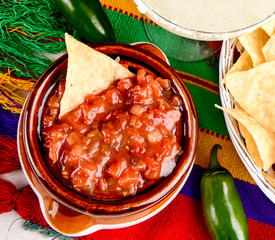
180 164 275 226
0 107 19 140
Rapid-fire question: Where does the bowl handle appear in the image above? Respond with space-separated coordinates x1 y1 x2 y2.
130 42 170 65
41 196 97 236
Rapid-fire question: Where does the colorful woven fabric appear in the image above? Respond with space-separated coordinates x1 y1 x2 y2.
0 0 274 239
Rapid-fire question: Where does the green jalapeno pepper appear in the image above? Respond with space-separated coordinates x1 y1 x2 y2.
200 144 249 240
56 0 115 43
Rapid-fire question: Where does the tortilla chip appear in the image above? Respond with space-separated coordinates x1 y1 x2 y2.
224 61 275 132
262 34 275 62
238 122 263 168
238 28 269 66
215 105 275 171
261 17 275 36
236 41 244 53
228 51 253 73
262 169 275 188
59 34 134 117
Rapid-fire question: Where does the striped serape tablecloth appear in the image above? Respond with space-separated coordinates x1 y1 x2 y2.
0 0 274 239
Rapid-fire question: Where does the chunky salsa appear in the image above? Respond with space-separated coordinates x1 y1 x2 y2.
42 69 183 198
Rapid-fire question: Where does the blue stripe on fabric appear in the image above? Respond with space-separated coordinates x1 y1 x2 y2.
0 107 19 140
180 164 275 226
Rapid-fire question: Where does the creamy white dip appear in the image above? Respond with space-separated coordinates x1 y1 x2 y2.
143 0 275 32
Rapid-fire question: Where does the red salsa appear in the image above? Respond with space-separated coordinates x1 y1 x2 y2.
42 69 183 198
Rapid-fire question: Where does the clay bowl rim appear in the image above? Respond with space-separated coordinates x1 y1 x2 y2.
20 42 198 215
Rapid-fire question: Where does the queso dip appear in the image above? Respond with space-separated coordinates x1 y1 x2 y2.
143 0 275 33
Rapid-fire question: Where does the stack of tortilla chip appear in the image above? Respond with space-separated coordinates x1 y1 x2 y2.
217 18 275 188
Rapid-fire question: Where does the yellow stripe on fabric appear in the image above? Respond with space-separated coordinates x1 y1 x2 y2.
0 72 35 113
181 78 217 95
196 128 255 185
176 71 219 95
100 0 151 22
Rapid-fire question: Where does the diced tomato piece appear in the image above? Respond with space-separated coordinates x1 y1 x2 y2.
57 81 65 99
66 144 88 166
118 169 140 187
147 129 163 143
130 104 146 115
45 128 67 143
47 123 70 135
159 138 173 157
49 107 59 117
149 79 162 97
137 69 147 83
113 112 129 130
128 135 146 155
106 88 122 105
71 170 89 188
130 135 145 145
76 123 90 135
86 129 101 138
106 158 127 178
97 177 108 191
163 109 181 131
141 112 155 132
117 78 133 92
71 164 97 188
157 97 172 111
130 84 154 105
143 156 161 179
83 102 106 124
47 96 59 109
69 145 88 158
132 158 146 171
129 115 142 128
101 122 122 147
49 139 64 163
149 109 181 131
81 161 98 175
66 132 81 146
156 77 170 89
64 107 83 127
87 140 100 156
43 115 55 128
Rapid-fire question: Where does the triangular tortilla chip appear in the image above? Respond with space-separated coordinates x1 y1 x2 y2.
215 105 275 171
224 61 275 132
238 122 263 168
261 17 275 36
228 51 253 74
59 34 134 117
235 41 244 53
238 28 269 66
262 170 275 188
262 34 275 62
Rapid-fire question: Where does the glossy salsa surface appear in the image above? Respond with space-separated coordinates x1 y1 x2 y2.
41 69 183 199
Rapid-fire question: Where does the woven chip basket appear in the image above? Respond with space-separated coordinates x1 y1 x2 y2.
219 39 275 204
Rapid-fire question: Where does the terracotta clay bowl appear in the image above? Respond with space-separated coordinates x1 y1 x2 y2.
18 42 198 235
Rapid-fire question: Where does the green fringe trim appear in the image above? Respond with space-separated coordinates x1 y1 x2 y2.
23 221 74 240
0 0 67 78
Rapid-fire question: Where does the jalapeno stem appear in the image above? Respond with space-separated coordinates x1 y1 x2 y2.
209 144 222 170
